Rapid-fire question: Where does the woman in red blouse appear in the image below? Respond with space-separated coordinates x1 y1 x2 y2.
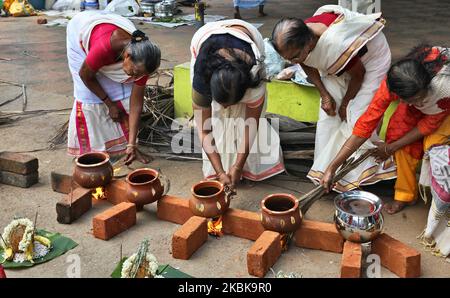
321 45 450 214
66 11 161 164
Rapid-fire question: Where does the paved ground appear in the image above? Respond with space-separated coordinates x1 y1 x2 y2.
0 0 449 278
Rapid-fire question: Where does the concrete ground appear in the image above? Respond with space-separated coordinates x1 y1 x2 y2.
0 0 449 278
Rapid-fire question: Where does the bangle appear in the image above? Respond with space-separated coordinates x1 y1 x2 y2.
342 144 353 152
102 95 109 102
126 144 137 148
232 164 243 171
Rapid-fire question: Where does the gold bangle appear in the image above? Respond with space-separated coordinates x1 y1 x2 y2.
342 144 353 151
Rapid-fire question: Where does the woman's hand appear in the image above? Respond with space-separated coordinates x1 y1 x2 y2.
321 93 337 116
124 145 152 166
218 172 232 186
229 165 243 187
104 98 122 122
373 141 394 162
338 103 348 122
320 166 336 193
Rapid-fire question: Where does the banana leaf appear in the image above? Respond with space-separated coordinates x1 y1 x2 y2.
111 257 193 278
0 229 78 268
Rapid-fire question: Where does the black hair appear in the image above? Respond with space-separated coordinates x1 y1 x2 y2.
387 44 448 100
196 38 262 105
271 18 314 53
126 30 161 74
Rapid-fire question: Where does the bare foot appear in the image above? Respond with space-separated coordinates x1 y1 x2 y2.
234 12 242 19
258 12 267 17
383 200 414 214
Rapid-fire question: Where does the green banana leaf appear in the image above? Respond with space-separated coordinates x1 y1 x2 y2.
111 257 193 278
0 229 78 268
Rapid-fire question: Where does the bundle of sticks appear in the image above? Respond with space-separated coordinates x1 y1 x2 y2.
298 150 374 214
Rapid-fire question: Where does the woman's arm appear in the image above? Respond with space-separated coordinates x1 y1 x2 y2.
230 98 265 185
79 61 122 121
301 63 336 116
124 84 149 165
339 58 366 121
192 90 231 185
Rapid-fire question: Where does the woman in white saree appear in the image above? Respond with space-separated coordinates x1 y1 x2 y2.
190 19 285 187
271 5 396 192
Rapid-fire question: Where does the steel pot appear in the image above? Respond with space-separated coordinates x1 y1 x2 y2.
154 0 175 18
334 190 384 243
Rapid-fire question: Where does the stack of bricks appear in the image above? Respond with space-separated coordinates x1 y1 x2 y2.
0 152 39 188
156 195 421 278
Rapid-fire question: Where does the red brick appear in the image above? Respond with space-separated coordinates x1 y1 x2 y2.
105 179 130 205
51 172 79 194
172 216 208 260
294 220 344 253
56 187 92 224
222 208 265 241
247 231 282 277
93 202 136 240
341 241 362 278
372 233 421 278
0 152 38 175
0 170 38 188
157 195 192 224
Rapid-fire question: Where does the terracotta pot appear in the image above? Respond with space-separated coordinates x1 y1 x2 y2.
189 180 231 218
261 193 302 234
73 152 113 189
125 168 167 210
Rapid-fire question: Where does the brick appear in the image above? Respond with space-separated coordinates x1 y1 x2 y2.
172 216 208 260
0 152 38 175
93 202 136 240
247 231 282 278
0 170 38 188
222 208 265 241
105 179 130 205
157 195 192 224
341 241 362 278
51 172 79 194
294 220 344 253
372 233 421 278
56 187 92 224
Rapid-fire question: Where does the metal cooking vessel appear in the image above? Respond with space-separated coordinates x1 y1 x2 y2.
334 190 384 243
154 0 176 18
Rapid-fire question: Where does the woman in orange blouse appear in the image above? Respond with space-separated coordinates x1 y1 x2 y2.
321 45 450 214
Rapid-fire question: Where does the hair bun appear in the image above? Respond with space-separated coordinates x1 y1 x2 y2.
132 30 149 43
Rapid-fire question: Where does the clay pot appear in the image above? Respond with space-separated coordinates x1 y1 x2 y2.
189 180 232 218
261 194 302 234
73 152 113 189
125 168 167 210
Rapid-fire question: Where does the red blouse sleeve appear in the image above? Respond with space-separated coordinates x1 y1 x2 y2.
417 111 449 136
134 75 149 86
85 24 119 71
353 79 397 138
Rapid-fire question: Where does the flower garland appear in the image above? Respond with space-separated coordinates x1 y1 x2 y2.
1 218 34 252
121 252 159 278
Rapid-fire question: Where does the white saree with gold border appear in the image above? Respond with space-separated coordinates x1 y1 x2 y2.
305 5 396 192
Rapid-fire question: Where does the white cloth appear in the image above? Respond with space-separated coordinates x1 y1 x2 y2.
419 144 450 257
307 28 396 192
303 4 385 75
66 10 137 104
67 99 130 156
190 20 285 180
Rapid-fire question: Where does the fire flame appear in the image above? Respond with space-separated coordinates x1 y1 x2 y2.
207 216 223 237
280 233 292 252
113 167 121 175
92 187 106 200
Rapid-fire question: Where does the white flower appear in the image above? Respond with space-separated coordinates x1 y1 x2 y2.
121 252 159 278
1 218 34 252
